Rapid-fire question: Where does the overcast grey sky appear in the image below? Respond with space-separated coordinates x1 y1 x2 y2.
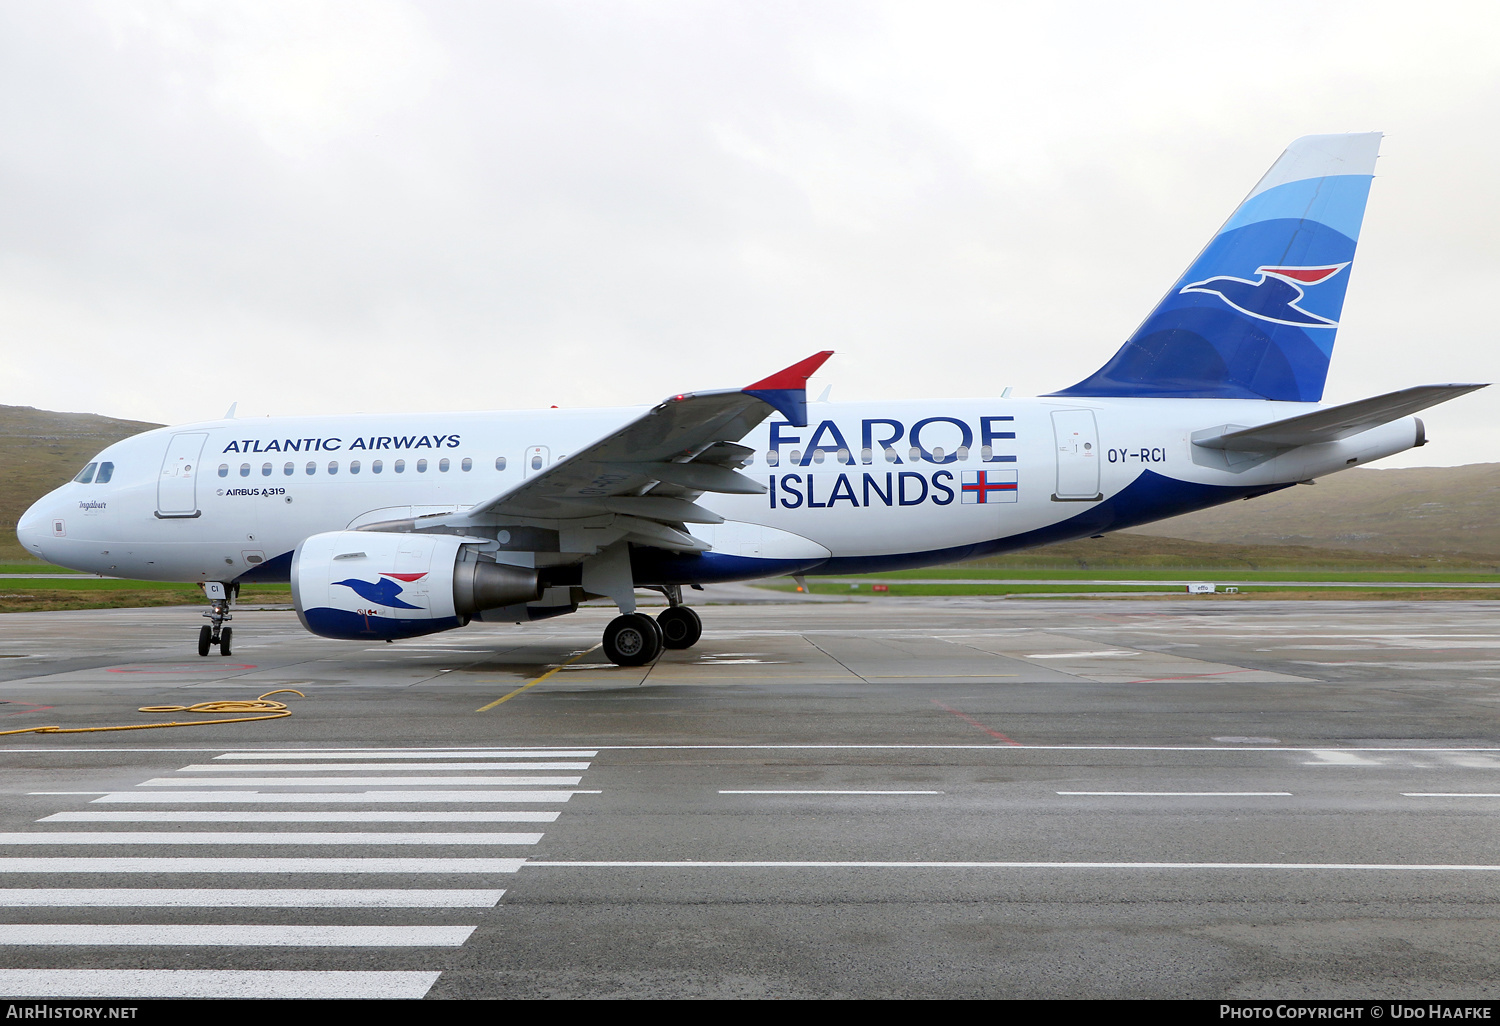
1 1 1496 467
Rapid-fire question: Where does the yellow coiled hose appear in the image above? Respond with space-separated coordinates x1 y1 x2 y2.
0 689 305 735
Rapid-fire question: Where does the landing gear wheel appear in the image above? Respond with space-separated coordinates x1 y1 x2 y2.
218 627 233 657
603 613 663 667
657 606 702 649
198 625 212 657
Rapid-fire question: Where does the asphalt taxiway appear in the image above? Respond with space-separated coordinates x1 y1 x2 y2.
0 595 1497 999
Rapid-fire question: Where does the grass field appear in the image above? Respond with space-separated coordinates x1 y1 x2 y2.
0 581 290 613
826 567 1500 584
757 580 1499 600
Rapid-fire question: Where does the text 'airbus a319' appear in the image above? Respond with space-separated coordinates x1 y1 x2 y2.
16 133 1486 665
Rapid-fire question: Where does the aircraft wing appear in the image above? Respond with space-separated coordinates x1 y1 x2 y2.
1192 383 1487 453
443 352 833 551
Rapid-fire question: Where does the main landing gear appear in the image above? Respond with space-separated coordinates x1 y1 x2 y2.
600 586 703 667
197 581 235 657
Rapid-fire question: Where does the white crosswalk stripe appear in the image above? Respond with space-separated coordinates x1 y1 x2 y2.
0 745 600 999
140 775 584 786
0 924 477 946
0 889 506 907
0 856 529 873
177 762 592 771
0 969 442 999
0 832 543 845
214 750 598 760
41 811 560 822
88 790 589 802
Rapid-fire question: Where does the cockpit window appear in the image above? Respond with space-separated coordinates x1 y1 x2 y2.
73 463 97 484
95 462 114 484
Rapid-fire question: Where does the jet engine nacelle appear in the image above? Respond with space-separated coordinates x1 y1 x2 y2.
291 530 541 641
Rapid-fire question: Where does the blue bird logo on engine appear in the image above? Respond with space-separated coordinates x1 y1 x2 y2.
332 572 426 610
1179 263 1348 327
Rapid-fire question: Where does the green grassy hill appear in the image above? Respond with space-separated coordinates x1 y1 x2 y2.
1125 464 1500 560
0 404 163 560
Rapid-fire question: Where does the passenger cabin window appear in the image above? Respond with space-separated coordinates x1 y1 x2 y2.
305 462 316 475
766 451 779 467
95 462 114 483
74 463 97 484
416 459 428 473
860 448 873 465
349 460 360 474
261 463 272 476
283 462 294 476
327 461 338 475
439 458 450 472
836 448 850 464
812 449 825 464
394 459 405 473
372 460 383 474
743 453 755 466
495 456 507 471
240 464 251 477
956 445 970 461
217 464 229 478
461 458 472 472
908 446 921 462
530 453 542 471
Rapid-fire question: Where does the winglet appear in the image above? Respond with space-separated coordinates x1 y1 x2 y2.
743 351 834 427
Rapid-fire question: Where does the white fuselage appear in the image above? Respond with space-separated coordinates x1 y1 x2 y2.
16 396 1420 583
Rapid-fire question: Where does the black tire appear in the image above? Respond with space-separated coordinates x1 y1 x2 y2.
197 625 211 657
219 627 233 657
657 606 702 649
602 613 663 667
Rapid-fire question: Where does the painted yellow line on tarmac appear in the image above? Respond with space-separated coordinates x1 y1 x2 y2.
476 645 603 712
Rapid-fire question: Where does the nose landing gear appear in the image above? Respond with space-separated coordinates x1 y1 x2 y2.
198 581 235 657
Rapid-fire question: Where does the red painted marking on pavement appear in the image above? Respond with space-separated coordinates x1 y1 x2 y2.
930 700 1022 745
0 703 53 717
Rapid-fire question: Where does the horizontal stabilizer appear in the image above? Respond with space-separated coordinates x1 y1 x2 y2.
1193 384 1487 452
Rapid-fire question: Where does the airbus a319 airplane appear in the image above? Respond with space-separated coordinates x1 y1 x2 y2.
15 134 1486 666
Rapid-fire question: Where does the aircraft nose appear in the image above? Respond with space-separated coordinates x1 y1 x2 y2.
15 498 51 557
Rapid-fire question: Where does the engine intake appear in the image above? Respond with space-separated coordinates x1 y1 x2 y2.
291 530 540 641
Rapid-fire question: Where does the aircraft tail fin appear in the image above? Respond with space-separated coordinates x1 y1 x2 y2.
1051 133 1383 402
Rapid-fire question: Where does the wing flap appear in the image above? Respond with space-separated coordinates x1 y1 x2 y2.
606 460 765 494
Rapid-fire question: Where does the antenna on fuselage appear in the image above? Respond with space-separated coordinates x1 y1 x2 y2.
224 402 238 419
